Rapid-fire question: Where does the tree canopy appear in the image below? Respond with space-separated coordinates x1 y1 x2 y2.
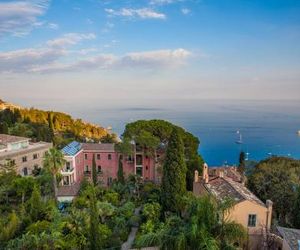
247 157 300 227
122 119 203 190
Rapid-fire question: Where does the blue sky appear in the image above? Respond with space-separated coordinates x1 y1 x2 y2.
0 0 300 109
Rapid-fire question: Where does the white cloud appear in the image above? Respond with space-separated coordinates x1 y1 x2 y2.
0 0 50 36
150 0 181 5
181 8 191 15
0 47 66 73
46 33 96 48
105 8 166 19
0 45 192 74
48 22 59 30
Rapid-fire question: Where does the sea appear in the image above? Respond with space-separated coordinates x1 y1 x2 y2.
33 99 300 166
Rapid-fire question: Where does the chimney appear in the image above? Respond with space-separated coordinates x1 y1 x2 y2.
266 200 273 230
194 170 199 183
203 163 209 184
219 170 224 178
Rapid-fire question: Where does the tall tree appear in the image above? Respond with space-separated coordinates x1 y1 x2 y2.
238 151 246 175
29 185 44 222
92 154 97 186
89 186 102 250
161 128 187 213
12 177 35 204
43 147 65 199
292 187 300 229
117 156 125 184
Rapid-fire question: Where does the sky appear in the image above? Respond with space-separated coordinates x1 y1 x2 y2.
0 0 300 110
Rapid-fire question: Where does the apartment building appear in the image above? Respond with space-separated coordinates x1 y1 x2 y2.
0 134 52 176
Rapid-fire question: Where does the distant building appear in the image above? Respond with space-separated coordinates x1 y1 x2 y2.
57 141 162 202
0 134 52 176
193 163 273 250
277 227 300 250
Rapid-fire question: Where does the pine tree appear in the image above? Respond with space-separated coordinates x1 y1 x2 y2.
293 187 300 229
117 155 125 184
92 154 97 186
89 186 102 250
161 128 187 213
238 151 246 175
29 185 43 222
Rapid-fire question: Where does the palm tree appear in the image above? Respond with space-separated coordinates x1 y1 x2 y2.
43 148 65 199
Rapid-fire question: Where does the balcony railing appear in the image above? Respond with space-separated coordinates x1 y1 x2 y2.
61 167 74 173
84 170 91 175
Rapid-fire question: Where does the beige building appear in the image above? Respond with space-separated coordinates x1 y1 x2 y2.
0 134 52 176
193 163 273 250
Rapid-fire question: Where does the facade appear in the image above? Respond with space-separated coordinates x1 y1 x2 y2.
58 141 160 201
193 163 273 250
0 134 52 176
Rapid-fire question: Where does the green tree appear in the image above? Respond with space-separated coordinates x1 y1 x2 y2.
29 185 44 222
43 148 66 200
92 154 97 186
0 122 9 134
12 177 35 204
123 119 203 191
292 187 300 229
248 157 300 226
238 151 246 175
117 156 125 184
88 186 102 250
161 128 187 213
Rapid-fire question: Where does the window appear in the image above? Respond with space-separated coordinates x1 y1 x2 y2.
85 165 89 172
85 154 88 160
33 154 38 159
22 156 27 162
108 154 112 160
97 166 102 173
146 165 148 170
136 167 143 176
97 154 100 160
66 162 71 170
23 167 28 176
248 214 257 227
107 177 113 186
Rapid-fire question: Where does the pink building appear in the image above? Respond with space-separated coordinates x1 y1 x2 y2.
57 141 159 201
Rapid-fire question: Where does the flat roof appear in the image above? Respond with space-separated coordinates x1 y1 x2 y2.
0 134 29 146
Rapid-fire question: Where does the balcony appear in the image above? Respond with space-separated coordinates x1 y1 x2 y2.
61 167 74 174
84 170 91 176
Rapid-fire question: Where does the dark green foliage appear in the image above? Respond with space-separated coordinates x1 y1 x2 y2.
238 151 246 175
117 156 125 184
292 187 300 229
123 119 203 191
28 186 44 222
92 154 97 186
88 187 102 250
247 157 300 227
161 129 187 213
136 195 247 250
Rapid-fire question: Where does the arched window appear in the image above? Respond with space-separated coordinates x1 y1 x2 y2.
23 167 28 176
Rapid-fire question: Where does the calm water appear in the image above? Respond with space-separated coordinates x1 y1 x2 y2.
42 99 300 166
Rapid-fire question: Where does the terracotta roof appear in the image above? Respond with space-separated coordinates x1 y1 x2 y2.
57 183 81 197
204 177 265 206
0 134 29 145
209 166 242 182
81 143 115 152
277 226 300 250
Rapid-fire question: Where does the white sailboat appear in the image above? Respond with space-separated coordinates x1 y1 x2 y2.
235 130 243 144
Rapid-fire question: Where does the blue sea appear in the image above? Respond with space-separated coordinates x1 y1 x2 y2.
41 99 300 166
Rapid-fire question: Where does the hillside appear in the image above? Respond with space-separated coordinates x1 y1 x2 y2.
0 99 115 147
